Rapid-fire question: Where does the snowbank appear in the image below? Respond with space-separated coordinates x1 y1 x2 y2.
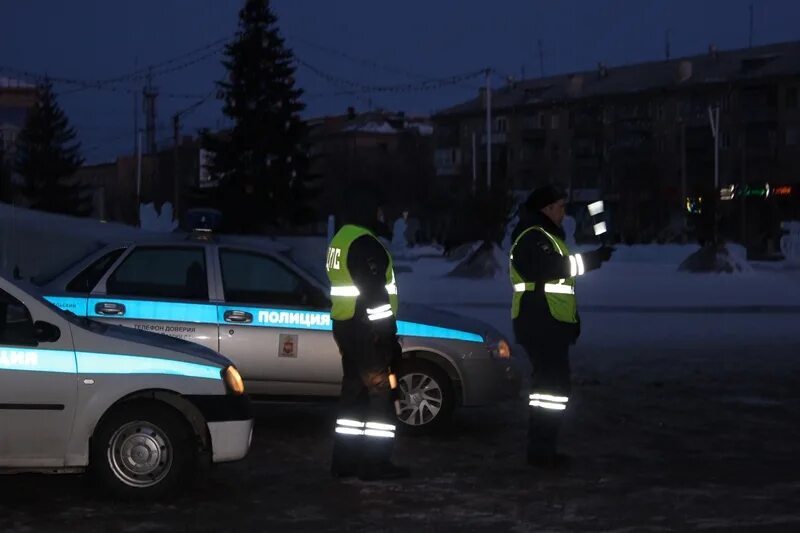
0 203 154 279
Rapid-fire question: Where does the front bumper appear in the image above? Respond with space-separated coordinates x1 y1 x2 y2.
186 394 253 462
459 344 530 406
207 419 254 462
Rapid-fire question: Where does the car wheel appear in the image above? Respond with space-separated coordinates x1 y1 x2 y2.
395 359 455 434
91 400 197 499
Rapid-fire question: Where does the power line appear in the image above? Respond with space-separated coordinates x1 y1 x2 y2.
295 57 485 94
290 35 482 92
0 35 230 98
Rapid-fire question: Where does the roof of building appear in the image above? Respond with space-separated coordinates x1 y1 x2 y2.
436 40 800 117
308 109 432 137
0 77 36 89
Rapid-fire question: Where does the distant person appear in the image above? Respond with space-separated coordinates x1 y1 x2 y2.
326 184 408 481
509 185 614 468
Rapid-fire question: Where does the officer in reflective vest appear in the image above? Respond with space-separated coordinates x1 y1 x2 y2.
326 186 408 481
510 185 614 468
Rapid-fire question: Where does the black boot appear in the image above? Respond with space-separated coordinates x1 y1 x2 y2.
357 436 409 481
331 433 362 478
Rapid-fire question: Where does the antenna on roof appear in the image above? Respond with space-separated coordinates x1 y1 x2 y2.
665 29 671 60
537 39 545 77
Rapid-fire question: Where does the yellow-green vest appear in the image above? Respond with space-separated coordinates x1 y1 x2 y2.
509 226 577 323
326 225 398 320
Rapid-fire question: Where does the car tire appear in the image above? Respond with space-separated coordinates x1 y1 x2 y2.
394 359 455 435
90 400 197 500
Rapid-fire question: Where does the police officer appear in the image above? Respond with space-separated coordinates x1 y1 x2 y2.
326 185 409 481
510 185 614 468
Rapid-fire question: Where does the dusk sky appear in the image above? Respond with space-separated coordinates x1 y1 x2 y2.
2 0 799 164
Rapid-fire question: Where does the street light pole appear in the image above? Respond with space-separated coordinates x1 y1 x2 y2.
485 68 492 191
708 104 720 190
708 103 721 243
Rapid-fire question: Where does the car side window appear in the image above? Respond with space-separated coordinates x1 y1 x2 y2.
106 246 208 301
0 289 37 347
220 249 319 306
66 248 126 293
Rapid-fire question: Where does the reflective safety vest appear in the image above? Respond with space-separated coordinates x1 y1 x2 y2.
326 225 398 321
509 226 578 323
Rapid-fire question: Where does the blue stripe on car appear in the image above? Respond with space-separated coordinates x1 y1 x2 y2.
45 296 484 343
0 345 222 379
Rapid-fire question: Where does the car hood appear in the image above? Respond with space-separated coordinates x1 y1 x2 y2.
397 303 501 344
75 317 231 368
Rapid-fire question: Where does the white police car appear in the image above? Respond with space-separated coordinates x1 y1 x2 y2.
37 232 526 433
0 272 252 498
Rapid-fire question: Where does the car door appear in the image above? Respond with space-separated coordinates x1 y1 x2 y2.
0 284 77 466
216 247 341 396
88 245 219 352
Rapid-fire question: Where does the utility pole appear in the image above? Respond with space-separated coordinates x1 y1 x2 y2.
133 57 139 155
136 129 143 227
173 113 181 222
485 68 492 190
143 67 158 154
472 131 477 193
749 3 754 48
665 29 671 60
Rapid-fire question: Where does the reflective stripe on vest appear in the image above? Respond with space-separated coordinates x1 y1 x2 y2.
326 225 398 321
509 226 578 323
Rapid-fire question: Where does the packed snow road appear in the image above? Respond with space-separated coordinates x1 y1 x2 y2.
1 309 798 532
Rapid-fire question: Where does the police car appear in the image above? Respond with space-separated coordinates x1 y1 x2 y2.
37 231 525 433
0 271 252 498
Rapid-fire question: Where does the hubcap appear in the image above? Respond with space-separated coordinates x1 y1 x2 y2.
107 420 173 488
397 372 443 426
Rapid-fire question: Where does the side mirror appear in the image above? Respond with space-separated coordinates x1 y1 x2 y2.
34 321 61 343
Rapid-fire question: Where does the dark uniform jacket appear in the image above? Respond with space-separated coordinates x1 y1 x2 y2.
344 234 399 356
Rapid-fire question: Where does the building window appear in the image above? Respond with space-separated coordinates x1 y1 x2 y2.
787 128 798 146
435 148 461 167
721 133 732 149
494 116 507 133
523 114 544 129
551 114 560 130
787 87 799 109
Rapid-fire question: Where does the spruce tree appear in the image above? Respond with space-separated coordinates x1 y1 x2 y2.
15 80 89 216
202 0 315 233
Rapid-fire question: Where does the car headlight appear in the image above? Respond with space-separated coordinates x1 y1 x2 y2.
490 338 511 360
223 365 245 395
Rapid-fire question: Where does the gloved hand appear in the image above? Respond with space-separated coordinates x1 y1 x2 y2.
595 245 615 263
